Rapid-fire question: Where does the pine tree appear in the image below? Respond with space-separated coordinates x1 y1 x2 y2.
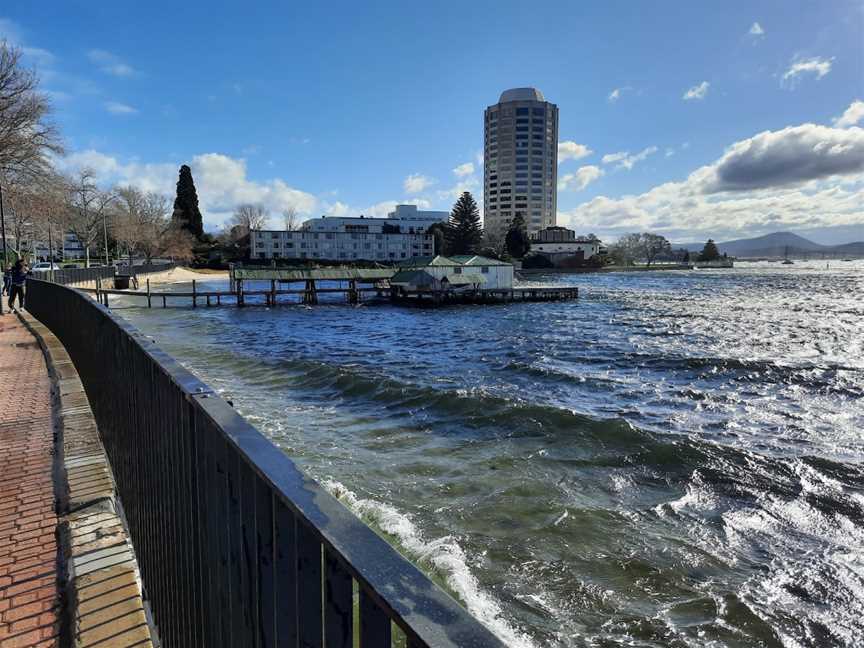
446 192 482 256
699 239 720 261
172 165 204 239
505 213 531 259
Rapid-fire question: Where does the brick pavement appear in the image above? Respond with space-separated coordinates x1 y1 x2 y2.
0 314 60 648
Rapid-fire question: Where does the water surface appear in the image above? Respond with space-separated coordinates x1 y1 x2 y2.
118 261 864 647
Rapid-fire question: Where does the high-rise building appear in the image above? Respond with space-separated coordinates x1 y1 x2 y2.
483 87 558 236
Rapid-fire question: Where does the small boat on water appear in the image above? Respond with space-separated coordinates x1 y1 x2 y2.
782 246 794 265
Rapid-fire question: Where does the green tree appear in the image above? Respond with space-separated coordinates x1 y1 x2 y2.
171 164 204 239
640 233 672 266
446 191 482 255
608 232 672 266
699 239 721 261
426 222 450 256
505 213 531 258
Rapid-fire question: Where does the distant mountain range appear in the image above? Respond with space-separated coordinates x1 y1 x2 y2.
682 232 864 258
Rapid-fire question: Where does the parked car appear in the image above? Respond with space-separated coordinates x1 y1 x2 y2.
30 262 61 273
62 263 79 269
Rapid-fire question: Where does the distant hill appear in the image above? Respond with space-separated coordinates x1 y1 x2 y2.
683 231 864 258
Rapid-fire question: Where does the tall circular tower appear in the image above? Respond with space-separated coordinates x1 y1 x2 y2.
484 88 558 236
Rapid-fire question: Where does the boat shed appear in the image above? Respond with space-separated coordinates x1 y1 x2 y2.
390 255 513 291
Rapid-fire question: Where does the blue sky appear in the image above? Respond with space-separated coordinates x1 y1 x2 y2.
2 1 863 243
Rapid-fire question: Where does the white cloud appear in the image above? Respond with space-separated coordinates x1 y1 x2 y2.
88 49 137 77
437 177 479 202
56 150 317 229
695 123 864 193
558 165 604 192
22 46 55 66
601 146 658 171
683 81 710 101
404 173 436 194
104 101 138 115
749 22 765 36
558 120 864 240
782 56 833 86
322 198 433 219
833 100 864 128
558 141 593 163
453 162 475 177
665 148 675 158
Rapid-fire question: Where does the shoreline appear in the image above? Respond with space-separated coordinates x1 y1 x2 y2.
518 264 695 275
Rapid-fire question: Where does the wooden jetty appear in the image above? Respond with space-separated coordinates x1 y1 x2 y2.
83 269 578 309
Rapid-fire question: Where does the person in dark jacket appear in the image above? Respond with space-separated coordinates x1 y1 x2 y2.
8 260 28 310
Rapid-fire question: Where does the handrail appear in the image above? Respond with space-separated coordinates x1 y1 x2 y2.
24 277 504 648
116 262 177 277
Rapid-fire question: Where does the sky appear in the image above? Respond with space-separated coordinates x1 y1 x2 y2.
2 1 863 244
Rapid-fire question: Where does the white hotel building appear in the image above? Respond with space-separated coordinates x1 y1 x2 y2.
250 204 448 262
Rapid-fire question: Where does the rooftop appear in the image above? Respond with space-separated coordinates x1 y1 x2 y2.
498 87 546 103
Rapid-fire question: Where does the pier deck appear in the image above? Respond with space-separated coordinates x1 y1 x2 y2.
82 279 578 308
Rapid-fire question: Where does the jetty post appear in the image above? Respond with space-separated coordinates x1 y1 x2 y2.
146 279 151 308
192 279 197 308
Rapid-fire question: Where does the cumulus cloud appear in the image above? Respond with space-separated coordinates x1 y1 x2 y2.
404 173 436 194
104 101 138 115
749 22 765 36
56 150 317 229
834 100 864 128
782 56 833 86
453 162 475 177
683 81 710 101
696 124 864 193
601 146 658 171
558 121 864 240
88 49 137 77
558 165 604 192
558 141 593 163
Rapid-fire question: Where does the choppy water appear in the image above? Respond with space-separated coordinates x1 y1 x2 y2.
118 261 864 647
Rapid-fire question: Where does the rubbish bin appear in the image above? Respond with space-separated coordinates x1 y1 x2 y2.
114 275 130 289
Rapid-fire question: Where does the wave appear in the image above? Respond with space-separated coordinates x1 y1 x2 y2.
320 478 537 648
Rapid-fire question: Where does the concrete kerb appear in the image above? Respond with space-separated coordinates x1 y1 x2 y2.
17 309 156 648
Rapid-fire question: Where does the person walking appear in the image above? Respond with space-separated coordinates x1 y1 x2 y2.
8 260 29 311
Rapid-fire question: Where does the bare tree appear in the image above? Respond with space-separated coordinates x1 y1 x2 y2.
2 178 38 260
158 225 196 261
112 186 147 265
65 169 116 267
609 232 672 266
113 187 174 264
283 206 300 231
0 42 63 181
28 175 70 265
230 204 268 237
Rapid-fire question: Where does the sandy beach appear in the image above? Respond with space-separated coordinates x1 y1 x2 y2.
143 267 229 285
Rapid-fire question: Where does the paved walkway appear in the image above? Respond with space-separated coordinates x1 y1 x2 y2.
0 314 60 647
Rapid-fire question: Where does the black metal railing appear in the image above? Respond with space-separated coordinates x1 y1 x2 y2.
25 278 504 648
49 266 116 287
116 262 176 277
